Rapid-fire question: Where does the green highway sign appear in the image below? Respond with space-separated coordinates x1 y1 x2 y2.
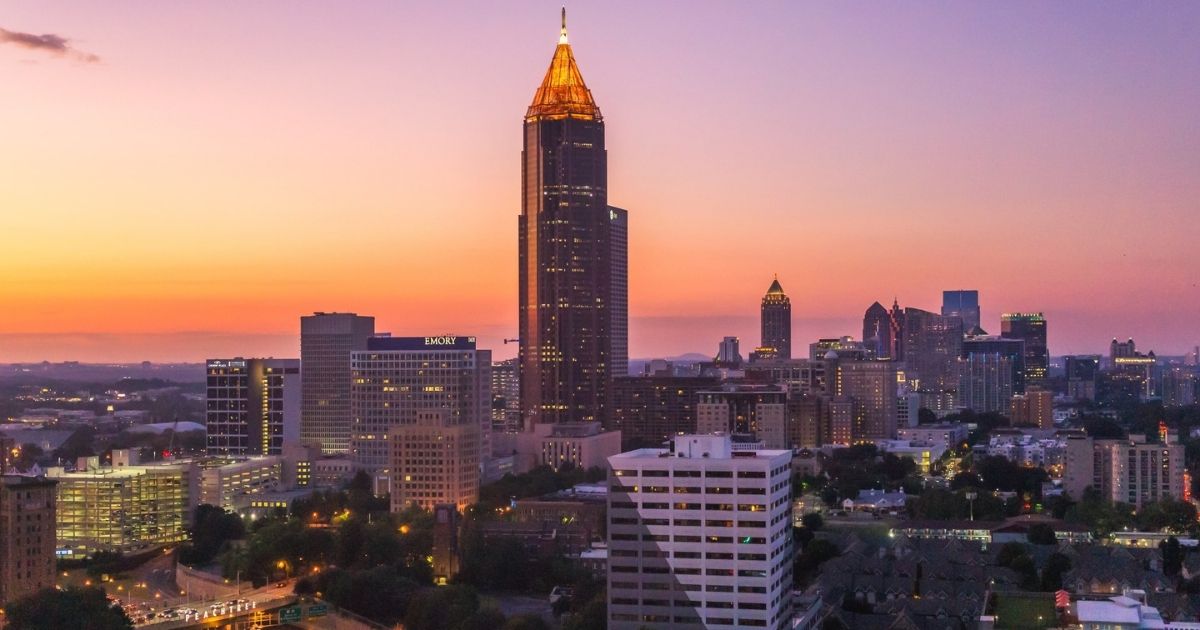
279 606 302 623
307 604 329 617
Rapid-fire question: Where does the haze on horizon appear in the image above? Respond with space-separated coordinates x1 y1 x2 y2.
1 1 1197 363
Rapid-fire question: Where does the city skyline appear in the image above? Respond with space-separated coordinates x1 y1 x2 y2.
3 2 1199 362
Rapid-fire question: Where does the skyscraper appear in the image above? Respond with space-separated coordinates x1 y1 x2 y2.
903 308 964 411
942 290 981 332
301 312 375 454
1000 312 1048 388
519 11 628 429
760 276 791 359
956 353 1014 414
862 301 892 359
206 358 301 456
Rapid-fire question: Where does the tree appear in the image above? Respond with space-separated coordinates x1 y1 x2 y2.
1027 523 1057 545
1162 537 1184 578
404 586 483 630
4 587 133 630
801 512 824 531
1041 553 1072 591
502 615 550 630
180 504 245 565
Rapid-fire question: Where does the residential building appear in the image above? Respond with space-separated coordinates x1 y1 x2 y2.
1009 387 1053 429
956 352 1014 414
606 434 793 629
831 360 899 442
962 335 1026 393
389 410 480 513
301 312 375 454
786 393 830 448
1000 312 1048 388
897 424 970 451
941 290 981 332
760 276 792 360
519 16 627 429
205 358 300 456
608 375 721 448
0 475 57 605
1063 434 1185 508
695 386 788 448
349 336 491 476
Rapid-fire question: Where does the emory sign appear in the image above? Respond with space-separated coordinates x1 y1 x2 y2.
424 336 459 346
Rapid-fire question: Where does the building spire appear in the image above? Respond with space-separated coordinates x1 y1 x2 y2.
560 7 568 44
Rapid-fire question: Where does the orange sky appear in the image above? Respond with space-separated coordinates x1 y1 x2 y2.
1 2 1198 362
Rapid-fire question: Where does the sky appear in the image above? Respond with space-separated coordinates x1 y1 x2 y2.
1 1 1198 363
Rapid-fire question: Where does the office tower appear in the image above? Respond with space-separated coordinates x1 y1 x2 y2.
743 359 827 397
759 276 791 359
1064 355 1100 401
519 13 628 428
695 386 788 447
941 290 981 332
1000 312 1048 388
0 475 57 605
956 353 1014 414
606 434 793 629
1009 386 1053 429
962 335 1026 393
1111 350 1158 400
205 358 301 456
1163 367 1198 407
390 410 480 513
1063 433 1184 508
831 359 899 441
713 336 743 368
491 358 521 432
903 308 964 411
47 459 197 558
609 375 721 448
350 336 491 474
863 301 893 359
889 299 906 361
301 312 375 454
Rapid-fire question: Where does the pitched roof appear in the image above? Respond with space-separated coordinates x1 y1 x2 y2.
526 10 601 122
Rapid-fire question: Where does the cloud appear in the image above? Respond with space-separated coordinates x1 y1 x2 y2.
0 27 99 62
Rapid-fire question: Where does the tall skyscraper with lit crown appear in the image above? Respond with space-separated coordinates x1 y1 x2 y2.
520 11 628 428
759 276 791 359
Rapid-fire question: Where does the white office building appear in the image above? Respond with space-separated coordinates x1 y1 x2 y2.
606 434 793 629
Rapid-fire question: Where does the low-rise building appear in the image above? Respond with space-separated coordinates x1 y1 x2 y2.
199 457 285 511
0 475 57 604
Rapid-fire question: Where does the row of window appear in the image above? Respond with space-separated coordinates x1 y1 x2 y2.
612 502 769 511
614 469 768 479
611 549 767 561
612 517 766 528
611 565 773 577
612 598 767 610
610 613 768 627
611 485 767 495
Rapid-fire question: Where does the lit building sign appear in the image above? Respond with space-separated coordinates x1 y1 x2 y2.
367 336 478 351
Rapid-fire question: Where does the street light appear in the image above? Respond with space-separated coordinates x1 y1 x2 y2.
966 491 978 521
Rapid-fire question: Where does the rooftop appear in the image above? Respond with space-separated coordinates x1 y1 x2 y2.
526 9 601 122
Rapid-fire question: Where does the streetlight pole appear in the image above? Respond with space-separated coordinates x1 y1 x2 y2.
966 491 977 522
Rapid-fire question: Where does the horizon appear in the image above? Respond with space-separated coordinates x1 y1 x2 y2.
2 2 1198 363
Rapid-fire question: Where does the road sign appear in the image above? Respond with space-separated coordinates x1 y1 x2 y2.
307 604 329 617
280 606 302 623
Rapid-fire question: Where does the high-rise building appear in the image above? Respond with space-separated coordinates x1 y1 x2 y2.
863 301 893 360
759 276 791 360
1110 338 1138 362
695 386 788 447
0 475 57 605
831 359 899 441
1163 367 1198 407
350 336 491 475
941 290 981 332
714 336 744 368
519 13 628 429
606 434 793 629
301 312 375 454
390 410 480 513
962 335 1026 393
206 358 301 456
1009 386 1053 429
889 299 906 361
491 358 521 433
956 353 1014 414
903 308 964 411
1000 312 1048 388
609 375 721 448
1064 433 1185 508
809 337 874 362
1064 355 1100 401
786 393 831 448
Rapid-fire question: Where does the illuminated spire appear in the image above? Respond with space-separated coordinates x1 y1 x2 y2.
767 275 785 295
526 8 601 121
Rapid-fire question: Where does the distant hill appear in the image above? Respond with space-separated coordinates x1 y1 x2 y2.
0 363 206 385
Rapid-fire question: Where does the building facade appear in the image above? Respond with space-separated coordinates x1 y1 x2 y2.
206 358 301 456
389 410 480 513
956 352 1014 414
0 475 57 605
609 376 721 448
831 360 899 442
696 387 788 448
1000 313 1048 389
519 17 628 428
941 290 981 332
1064 355 1100 401
1063 434 1185 508
350 336 491 475
606 435 793 629
1009 387 1053 429
760 277 791 360
902 308 963 411
491 358 521 432
301 312 375 454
